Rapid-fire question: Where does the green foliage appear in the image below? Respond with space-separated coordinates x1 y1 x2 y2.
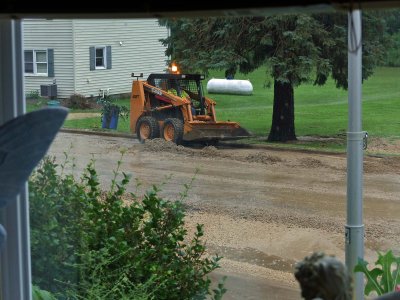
65 252 158 300
29 152 224 299
354 250 400 296
383 32 400 67
212 276 228 300
97 94 129 123
75 157 222 299
160 13 386 89
25 90 46 111
29 154 84 293
26 90 40 100
378 8 400 35
32 285 57 300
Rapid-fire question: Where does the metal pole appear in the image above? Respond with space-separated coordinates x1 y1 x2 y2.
0 19 32 300
346 9 364 300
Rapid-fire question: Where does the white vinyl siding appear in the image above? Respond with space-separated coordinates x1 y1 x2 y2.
23 19 74 98
73 19 168 97
23 19 168 99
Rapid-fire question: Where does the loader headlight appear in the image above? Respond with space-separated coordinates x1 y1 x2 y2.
169 61 180 74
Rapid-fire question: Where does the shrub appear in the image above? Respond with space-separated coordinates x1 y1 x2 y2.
26 90 40 100
64 93 97 109
29 155 86 293
97 94 129 122
32 285 57 300
354 250 400 296
29 152 225 299
382 32 400 67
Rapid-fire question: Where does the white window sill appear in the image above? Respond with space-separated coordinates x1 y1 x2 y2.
95 67 106 70
24 73 48 77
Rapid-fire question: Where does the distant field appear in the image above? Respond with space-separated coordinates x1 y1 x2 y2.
36 66 400 151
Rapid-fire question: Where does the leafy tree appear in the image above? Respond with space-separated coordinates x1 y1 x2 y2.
377 8 400 35
375 8 400 67
159 12 386 141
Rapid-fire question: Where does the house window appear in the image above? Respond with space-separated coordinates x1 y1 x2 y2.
95 47 106 69
90 46 112 71
24 50 48 75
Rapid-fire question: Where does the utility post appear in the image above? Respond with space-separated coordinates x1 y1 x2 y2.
346 8 365 300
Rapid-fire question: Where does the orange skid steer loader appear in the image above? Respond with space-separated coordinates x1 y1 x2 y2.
130 73 251 145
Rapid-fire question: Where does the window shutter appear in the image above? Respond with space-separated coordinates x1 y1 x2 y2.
47 49 54 77
89 47 95 71
106 46 112 69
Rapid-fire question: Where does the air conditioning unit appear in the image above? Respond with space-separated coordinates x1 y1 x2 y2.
40 84 57 97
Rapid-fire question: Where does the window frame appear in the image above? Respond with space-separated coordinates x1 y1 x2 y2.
95 46 107 70
24 49 48 76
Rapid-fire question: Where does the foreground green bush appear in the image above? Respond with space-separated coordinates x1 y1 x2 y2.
30 155 85 293
29 153 225 299
32 285 56 300
354 250 400 296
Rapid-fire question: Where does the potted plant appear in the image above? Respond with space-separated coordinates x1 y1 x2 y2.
97 95 129 129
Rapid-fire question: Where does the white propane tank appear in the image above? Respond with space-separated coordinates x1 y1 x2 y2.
206 78 253 95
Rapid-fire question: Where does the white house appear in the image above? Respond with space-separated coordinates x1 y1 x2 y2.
23 19 169 99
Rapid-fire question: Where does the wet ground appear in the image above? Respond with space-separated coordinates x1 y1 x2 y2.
48 132 400 299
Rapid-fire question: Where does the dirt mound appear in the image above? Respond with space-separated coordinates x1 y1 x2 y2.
141 139 229 160
139 138 400 173
142 138 189 154
244 153 283 164
201 145 219 155
299 158 325 168
141 139 284 165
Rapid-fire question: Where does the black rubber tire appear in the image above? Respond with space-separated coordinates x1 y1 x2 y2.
136 116 160 143
162 118 184 145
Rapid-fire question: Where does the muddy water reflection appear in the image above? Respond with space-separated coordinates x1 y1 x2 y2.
209 245 296 273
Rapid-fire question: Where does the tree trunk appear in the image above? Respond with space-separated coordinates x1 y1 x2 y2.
267 80 297 142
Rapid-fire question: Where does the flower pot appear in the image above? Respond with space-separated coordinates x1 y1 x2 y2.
101 109 119 129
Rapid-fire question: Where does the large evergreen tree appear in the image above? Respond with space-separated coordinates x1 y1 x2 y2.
159 12 386 141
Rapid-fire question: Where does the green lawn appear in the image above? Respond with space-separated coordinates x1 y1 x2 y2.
202 66 400 151
32 66 400 151
206 67 400 137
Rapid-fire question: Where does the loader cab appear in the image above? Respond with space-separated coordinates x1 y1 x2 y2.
147 73 207 115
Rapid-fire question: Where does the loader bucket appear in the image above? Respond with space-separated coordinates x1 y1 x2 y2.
183 121 252 142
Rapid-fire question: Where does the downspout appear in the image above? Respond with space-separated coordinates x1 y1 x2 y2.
72 19 76 95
